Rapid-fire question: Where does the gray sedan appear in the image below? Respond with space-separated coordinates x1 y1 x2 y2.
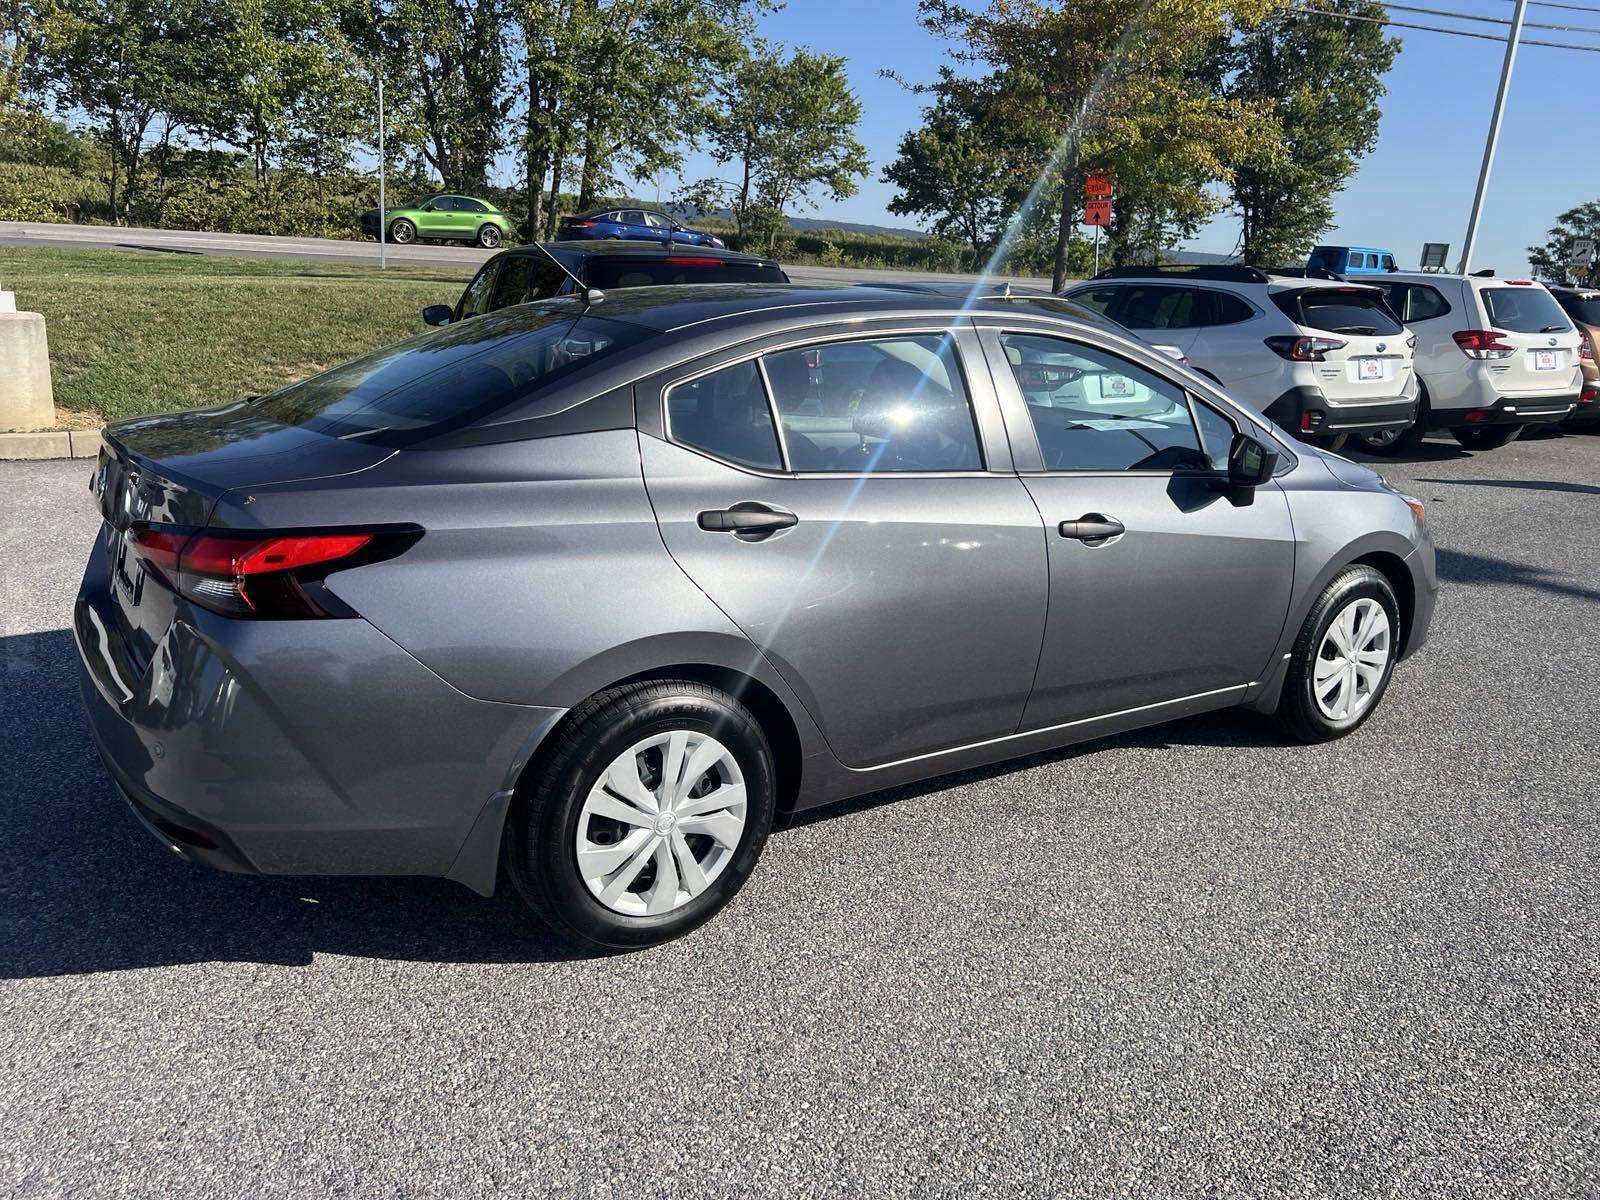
74 285 1437 949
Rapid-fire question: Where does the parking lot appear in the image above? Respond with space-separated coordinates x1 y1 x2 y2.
2 429 1597 1197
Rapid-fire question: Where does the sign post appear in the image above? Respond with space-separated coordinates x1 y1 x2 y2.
1084 171 1113 276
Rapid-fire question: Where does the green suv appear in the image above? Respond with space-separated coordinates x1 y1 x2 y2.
359 195 514 249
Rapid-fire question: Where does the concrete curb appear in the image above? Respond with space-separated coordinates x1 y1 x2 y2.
0 427 102 460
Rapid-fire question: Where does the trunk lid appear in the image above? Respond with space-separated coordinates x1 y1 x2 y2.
1272 285 1414 404
1473 283 1583 396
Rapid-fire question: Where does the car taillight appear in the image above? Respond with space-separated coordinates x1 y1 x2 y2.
1580 331 1593 361
1264 335 1346 362
131 526 416 619
662 257 723 267
1582 382 1599 403
574 220 598 229
1452 329 1516 359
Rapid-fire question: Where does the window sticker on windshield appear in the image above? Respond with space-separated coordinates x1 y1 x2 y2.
1102 376 1134 396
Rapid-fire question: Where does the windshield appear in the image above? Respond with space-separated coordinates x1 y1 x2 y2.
1480 286 1572 334
254 307 654 446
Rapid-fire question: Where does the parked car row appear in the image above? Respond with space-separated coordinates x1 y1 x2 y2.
1061 264 1591 456
358 195 728 251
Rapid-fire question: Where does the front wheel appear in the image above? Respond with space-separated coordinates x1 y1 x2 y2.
1272 564 1401 743
388 218 416 245
1450 424 1522 450
475 223 502 249
506 679 776 950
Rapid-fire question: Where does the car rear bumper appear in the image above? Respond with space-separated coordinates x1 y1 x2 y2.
73 544 559 888
1265 387 1420 435
1423 393 1577 428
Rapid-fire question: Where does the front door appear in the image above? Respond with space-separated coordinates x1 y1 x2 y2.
640 326 1048 768
981 326 1296 729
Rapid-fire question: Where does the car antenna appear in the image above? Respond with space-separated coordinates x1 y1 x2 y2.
529 241 605 307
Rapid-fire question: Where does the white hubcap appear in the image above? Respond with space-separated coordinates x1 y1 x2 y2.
575 730 747 917
1314 597 1392 721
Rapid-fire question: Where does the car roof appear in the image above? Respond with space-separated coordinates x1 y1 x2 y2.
1548 284 1600 299
492 241 774 266
1071 267 1380 295
573 206 667 218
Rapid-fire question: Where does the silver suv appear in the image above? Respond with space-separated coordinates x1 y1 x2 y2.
75 286 1437 949
1063 266 1420 451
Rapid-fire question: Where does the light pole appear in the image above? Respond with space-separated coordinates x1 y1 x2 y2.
1458 0 1527 275
377 71 386 270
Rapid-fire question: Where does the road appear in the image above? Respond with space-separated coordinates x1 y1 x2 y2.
0 220 1050 289
2 431 1598 1197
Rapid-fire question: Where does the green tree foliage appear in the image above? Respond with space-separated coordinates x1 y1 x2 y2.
1528 201 1600 284
1208 0 1398 266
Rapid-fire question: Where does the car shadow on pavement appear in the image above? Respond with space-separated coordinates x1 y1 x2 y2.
1435 546 1600 603
1415 477 1600 497
0 629 594 979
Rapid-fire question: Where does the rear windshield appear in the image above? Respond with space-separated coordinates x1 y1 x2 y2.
254 308 653 446
1481 286 1573 334
586 259 786 289
1559 295 1600 325
1273 288 1402 336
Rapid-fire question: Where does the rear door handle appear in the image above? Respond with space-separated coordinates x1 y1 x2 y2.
1058 514 1125 542
698 503 799 541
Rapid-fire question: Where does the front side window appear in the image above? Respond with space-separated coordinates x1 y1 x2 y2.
763 335 982 472
666 361 782 471
457 263 499 318
1480 286 1572 334
998 332 1209 472
1380 254 1396 270
492 258 535 310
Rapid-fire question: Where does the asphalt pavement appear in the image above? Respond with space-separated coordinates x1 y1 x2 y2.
2 430 1597 1198
0 220 1048 290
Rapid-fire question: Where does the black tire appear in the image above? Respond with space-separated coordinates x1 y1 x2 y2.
1272 564 1401 743
475 224 502 249
1450 423 1522 450
1360 384 1430 456
1300 433 1348 452
388 218 416 245
505 679 776 950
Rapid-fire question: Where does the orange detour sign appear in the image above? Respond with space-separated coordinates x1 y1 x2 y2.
1084 198 1112 227
1084 171 1113 200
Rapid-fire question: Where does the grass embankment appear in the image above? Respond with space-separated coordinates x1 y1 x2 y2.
0 247 472 421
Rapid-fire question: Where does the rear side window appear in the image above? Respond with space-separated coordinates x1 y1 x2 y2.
256 311 654 446
1389 283 1450 322
1480 287 1572 334
460 198 488 213
763 335 982 473
585 259 786 289
1117 285 1201 330
1206 292 1255 325
666 361 782 470
1274 289 1403 336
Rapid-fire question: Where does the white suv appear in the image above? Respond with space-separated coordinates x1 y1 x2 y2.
1364 272 1582 453
1062 266 1419 450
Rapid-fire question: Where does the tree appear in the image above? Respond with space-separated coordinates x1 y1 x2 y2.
1209 0 1399 266
1528 201 1600 285
915 0 1277 290
703 41 867 249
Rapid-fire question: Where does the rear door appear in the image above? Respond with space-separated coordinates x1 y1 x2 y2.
618 210 654 241
1274 286 1413 403
979 324 1295 728
1474 283 1584 397
639 322 1049 768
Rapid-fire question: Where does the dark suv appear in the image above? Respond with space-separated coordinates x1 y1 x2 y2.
423 242 787 326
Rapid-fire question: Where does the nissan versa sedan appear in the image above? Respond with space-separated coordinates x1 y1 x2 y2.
75 286 1437 949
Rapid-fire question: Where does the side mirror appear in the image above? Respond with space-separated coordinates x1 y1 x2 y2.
1227 432 1278 489
421 304 454 327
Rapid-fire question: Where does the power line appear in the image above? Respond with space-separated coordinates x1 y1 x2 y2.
1287 4 1600 52
1384 1 1600 35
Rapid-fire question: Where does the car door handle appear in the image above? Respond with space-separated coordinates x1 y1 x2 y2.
698 504 799 540
1058 514 1125 542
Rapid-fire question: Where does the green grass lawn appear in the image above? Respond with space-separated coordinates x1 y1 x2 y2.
0 247 473 421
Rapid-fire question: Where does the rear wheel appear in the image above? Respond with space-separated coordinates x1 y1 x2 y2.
1273 565 1400 743
506 679 775 950
1450 424 1521 450
475 223 502 249
388 218 416 245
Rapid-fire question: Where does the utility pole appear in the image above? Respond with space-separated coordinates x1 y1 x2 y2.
377 70 387 272
1458 0 1527 275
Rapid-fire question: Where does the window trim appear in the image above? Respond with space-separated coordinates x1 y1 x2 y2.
659 328 996 479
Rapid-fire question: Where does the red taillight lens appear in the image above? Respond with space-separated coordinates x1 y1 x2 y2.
1452 329 1516 359
132 527 406 619
1264 335 1346 362
1580 331 1593 361
575 220 598 229
662 256 723 267
1582 382 1599 403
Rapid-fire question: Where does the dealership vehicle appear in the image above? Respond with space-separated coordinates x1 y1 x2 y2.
557 207 726 248
421 242 787 326
75 285 1437 949
1307 246 1399 275
1364 272 1582 452
1547 285 1600 429
1063 266 1419 450
358 194 515 249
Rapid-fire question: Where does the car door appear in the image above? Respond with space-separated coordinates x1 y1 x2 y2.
618 210 654 241
638 323 1049 768
978 324 1295 729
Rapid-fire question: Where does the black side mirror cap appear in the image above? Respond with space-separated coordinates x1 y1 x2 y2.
1227 432 1279 488
421 304 454 327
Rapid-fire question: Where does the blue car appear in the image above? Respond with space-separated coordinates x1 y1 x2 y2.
557 207 726 248
1307 245 1398 275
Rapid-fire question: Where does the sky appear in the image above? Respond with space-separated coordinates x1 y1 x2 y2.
640 0 1599 275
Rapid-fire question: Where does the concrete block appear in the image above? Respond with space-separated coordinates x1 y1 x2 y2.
69 428 104 458
0 312 55 431
0 430 73 459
